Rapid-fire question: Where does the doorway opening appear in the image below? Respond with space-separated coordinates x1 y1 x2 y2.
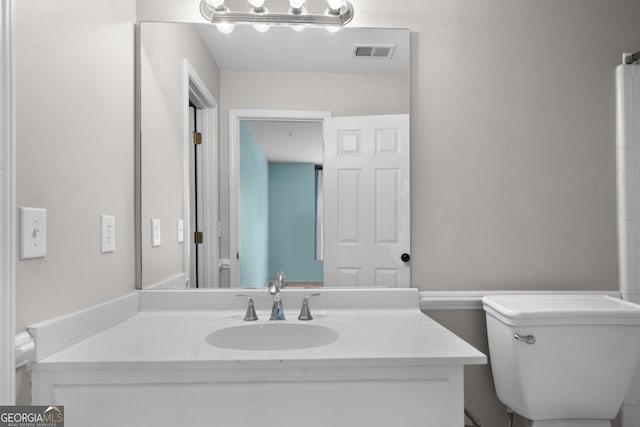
229 110 331 288
238 119 325 288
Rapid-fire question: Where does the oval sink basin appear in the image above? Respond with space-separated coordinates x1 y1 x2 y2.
205 323 339 351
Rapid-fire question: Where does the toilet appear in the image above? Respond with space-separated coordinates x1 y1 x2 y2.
483 294 640 427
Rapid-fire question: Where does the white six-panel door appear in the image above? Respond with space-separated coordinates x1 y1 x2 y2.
323 114 410 287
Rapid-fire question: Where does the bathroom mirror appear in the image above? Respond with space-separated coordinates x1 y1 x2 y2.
139 22 410 290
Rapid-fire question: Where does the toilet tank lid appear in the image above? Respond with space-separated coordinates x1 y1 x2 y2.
482 295 640 326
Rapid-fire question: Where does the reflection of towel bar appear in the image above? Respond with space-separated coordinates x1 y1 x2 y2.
217 259 230 270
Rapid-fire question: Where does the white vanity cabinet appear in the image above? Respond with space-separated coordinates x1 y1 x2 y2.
32 361 467 427
29 289 486 427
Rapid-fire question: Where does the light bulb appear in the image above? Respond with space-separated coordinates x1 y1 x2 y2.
248 0 266 9
253 23 270 32
289 0 306 9
326 0 345 11
216 22 235 34
326 26 341 33
292 24 305 32
205 0 225 9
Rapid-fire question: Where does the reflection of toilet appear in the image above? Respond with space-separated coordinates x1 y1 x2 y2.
483 295 640 427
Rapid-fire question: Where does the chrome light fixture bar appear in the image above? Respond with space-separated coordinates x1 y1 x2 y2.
200 0 354 29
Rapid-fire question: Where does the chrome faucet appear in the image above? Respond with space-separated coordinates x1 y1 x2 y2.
268 271 286 320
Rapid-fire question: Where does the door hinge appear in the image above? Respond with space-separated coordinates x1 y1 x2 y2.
192 131 202 145
194 231 203 244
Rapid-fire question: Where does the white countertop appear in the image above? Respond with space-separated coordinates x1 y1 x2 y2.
32 289 486 369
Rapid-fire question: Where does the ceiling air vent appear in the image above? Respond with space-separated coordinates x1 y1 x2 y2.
353 44 396 59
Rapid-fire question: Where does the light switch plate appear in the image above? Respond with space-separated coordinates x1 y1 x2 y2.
101 215 116 253
177 219 184 243
151 219 161 247
20 207 47 259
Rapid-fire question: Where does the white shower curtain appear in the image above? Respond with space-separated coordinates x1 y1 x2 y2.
616 62 640 427
616 64 640 302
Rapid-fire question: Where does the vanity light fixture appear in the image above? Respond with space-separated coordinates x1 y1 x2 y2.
205 0 227 9
326 0 346 13
289 0 307 31
247 0 266 11
216 22 236 34
253 23 271 32
289 0 306 11
199 0 354 33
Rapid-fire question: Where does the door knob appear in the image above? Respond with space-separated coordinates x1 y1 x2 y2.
401 253 410 263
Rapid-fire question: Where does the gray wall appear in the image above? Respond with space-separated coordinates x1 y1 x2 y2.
15 0 136 332
405 0 630 292
426 309 503 426
14 0 137 404
140 22 220 288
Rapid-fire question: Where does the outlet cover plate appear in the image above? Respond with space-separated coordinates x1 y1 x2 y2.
101 215 116 253
151 219 161 247
177 219 184 243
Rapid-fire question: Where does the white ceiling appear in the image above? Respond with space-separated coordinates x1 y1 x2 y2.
197 24 410 74
246 120 323 164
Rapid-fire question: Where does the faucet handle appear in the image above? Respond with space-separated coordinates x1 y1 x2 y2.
236 294 258 321
298 293 321 321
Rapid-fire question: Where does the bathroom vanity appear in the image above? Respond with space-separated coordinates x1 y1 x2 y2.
29 289 485 427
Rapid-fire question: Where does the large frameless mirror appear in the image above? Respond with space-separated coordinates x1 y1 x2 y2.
139 22 410 290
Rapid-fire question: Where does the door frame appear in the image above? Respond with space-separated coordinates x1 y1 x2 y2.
0 0 14 404
183 60 218 288
228 109 331 288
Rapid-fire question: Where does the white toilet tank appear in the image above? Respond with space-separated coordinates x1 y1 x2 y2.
483 295 640 422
